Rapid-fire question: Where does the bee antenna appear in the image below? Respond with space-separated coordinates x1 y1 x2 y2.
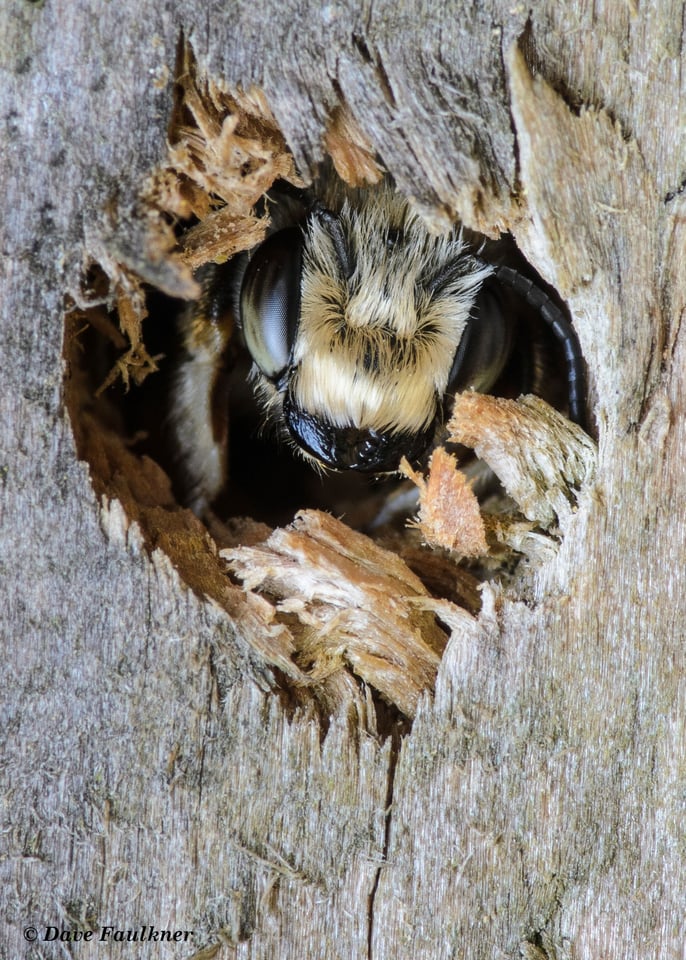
479 261 587 428
310 203 354 280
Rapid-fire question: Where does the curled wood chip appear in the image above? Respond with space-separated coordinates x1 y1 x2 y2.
221 510 450 718
324 105 384 187
178 207 269 270
87 270 162 394
482 515 561 566
448 393 597 529
400 449 488 558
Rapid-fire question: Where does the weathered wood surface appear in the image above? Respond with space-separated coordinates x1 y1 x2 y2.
1 1 685 958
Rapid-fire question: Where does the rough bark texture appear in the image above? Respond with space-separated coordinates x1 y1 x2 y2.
2 1 685 959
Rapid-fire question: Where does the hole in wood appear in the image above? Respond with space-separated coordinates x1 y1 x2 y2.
62 40 595 734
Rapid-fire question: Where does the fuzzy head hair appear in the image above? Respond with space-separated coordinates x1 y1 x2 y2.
250 185 493 469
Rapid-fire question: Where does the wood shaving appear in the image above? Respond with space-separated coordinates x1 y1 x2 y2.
400 449 488 558
222 510 453 718
448 393 597 530
90 40 305 391
324 104 384 187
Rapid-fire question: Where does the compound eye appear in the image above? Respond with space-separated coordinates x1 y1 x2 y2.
239 227 304 381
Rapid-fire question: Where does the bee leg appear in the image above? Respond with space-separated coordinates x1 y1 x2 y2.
171 262 237 511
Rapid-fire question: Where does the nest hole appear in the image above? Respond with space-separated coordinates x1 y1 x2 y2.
62 41 594 733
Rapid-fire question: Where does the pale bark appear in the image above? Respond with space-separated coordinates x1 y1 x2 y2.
1 2 685 959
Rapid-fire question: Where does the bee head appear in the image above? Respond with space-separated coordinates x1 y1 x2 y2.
239 188 494 472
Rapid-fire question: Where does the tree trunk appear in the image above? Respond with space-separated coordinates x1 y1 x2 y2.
2 2 684 958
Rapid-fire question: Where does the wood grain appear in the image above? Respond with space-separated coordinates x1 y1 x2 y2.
1 2 684 958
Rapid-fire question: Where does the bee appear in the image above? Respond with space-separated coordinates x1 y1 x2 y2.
172 178 585 510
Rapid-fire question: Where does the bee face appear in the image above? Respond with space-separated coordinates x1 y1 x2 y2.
174 179 585 507
239 186 504 472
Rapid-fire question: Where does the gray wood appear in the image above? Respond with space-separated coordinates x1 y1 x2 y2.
1 1 684 958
